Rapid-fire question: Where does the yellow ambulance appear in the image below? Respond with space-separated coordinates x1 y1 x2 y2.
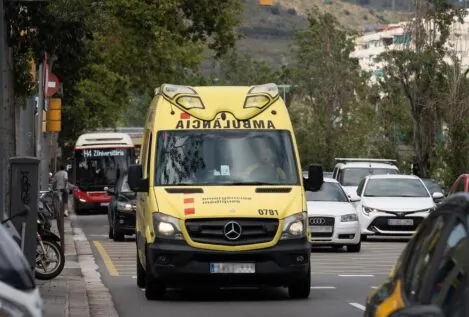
127 83 324 300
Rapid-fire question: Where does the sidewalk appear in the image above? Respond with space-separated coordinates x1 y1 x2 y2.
36 214 119 317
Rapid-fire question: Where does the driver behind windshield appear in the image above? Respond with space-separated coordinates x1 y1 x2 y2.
244 139 286 182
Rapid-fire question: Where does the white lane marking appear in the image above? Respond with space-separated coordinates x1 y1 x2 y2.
349 303 366 311
371 286 378 289
310 286 336 289
338 274 374 277
132 276 137 279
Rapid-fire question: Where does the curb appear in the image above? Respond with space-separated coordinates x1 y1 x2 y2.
69 213 119 317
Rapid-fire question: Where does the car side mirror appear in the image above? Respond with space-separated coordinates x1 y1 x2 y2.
348 194 360 202
304 164 324 192
106 187 115 196
432 192 444 201
128 165 149 193
389 305 444 317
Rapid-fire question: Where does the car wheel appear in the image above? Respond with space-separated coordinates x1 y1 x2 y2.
145 247 166 300
108 226 114 239
112 216 125 242
74 198 82 215
361 234 367 241
136 249 146 288
288 266 311 299
347 242 361 253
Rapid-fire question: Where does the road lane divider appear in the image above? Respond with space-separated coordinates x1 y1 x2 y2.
93 240 119 276
349 302 366 311
338 274 374 277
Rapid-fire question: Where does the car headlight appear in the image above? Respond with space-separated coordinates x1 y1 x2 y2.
362 206 376 216
117 201 133 211
0 296 30 317
280 212 307 240
341 213 358 222
152 212 183 239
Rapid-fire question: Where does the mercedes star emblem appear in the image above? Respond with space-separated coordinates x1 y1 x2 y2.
223 221 242 240
309 218 326 225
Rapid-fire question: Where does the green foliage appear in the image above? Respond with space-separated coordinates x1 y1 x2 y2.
7 0 243 147
211 48 284 85
377 0 466 177
288 9 375 169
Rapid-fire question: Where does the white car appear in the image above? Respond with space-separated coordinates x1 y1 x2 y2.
355 174 444 239
331 158 399 201
0 223 43 317
306 178 361 252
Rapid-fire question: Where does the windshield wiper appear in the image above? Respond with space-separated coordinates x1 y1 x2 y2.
224 181 278 186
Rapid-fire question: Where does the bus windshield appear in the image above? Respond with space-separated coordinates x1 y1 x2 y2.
155 130 300 186
73 148 134 191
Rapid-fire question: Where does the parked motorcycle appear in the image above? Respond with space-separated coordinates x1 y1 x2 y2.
35 197 65 280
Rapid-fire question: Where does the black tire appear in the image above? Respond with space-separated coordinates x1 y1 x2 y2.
74 198 82 215
136 250 146 288
288 266 311 299
361 234 367 241
347 242 361 253
113 230 125 242
35 238 65 280
108 226 114 239
112 219 125 242
145 247 166 300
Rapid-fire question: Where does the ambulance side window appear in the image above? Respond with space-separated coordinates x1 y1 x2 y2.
146 133 152 178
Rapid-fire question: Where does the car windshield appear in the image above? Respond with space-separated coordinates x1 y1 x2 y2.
364 178 430 197
0 225 35 291
306 182 348 202
422 179 444 194
74 148 134 191
155 130 300 186
341 167 398 186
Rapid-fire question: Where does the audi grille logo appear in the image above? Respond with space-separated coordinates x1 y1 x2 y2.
223 221 242 240
309 217 326 225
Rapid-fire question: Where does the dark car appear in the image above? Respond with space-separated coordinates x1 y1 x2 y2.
421 178 446 204
107 173 136 242
364 193 469 317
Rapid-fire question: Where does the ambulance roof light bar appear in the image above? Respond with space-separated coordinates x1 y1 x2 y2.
161 84 197 99
248 83 279 98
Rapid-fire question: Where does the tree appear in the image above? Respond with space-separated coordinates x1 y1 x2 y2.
438 54 469 185
5 0 244 149
376 0 465 178
211 48 284 85
288 9 375 169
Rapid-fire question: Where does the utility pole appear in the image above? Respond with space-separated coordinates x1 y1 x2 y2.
0 0 6 221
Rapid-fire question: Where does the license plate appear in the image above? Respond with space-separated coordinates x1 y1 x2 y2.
388 219 414 226
310 225 333 233
210 263 255 274
100 203 109 207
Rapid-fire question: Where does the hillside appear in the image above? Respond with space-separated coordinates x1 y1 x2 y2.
235 0 412 66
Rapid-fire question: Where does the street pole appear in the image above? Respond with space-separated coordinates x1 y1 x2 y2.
0 0 5 221
36 61 44 189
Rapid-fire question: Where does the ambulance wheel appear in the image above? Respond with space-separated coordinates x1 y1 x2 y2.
144 247 166 300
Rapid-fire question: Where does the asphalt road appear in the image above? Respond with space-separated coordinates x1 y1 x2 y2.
74 211 408 317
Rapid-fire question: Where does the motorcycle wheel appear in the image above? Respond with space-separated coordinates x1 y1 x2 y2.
35 238 65 280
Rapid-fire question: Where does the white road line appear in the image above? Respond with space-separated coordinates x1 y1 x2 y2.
338 274 374 277
132 276 136 279
371 286 378 289
310 286 336 289
349 303 366 311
